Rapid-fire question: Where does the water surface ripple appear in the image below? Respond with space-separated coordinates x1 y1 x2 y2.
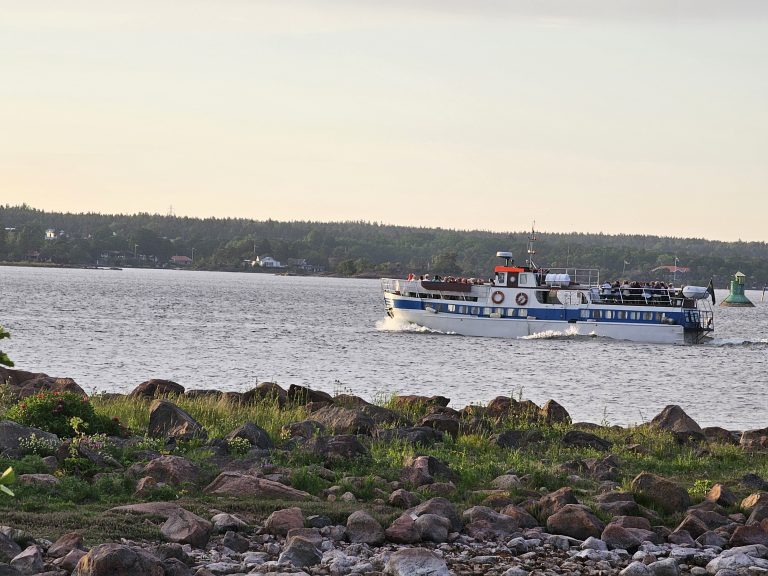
1 267 766 429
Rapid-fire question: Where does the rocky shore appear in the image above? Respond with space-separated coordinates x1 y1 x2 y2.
0 367 768 576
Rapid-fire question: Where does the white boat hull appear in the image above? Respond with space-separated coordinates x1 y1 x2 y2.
390 308 687 345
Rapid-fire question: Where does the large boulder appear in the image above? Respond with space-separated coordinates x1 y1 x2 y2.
385 514 421 544
302 435 368 462
11 545 44 575
0 420 59 457
492 429 544 450
287 385 333 406
140 455 203 486
391 395 450 410
225 422 273 450
147 400 206 441
0 367 87 399
546 504 605 540
729 525 768 547
277 535 322 568
706 483 739 507
500 505 539 529
540 400 571 425
561 430 612 451
204 472 313 500
0 532 22 563
346 510 384 545
160 510 212 549
741 428 768 451
406 497 462 533
47 532 85 559
630 472 691 514
74 543 165 576
376 427 444 446
650 405 706 444
539 487 579 519
281 420 325 440
418 413 459 440
401 455 456 487
601 523 643 552
241 382 287 406
129 379 184 399
309 406 375 436
265 507 304 536
463 506 521 539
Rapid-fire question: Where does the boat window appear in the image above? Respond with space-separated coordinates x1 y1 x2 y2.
507 308 515 317
630 312 638 320
459 306 466 314
497 272 506 285
518 309 528 318
655 313 663 322
593 310 602 319
604 310 613 319
617 311 627 320
483 308 491 316
471 307 479 315
643 312 653 321
580 310 589 319
448 304 456 313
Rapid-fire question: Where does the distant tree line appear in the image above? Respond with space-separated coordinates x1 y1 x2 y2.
1 204 767 288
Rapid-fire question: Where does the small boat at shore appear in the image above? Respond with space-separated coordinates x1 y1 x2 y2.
381 238 715 345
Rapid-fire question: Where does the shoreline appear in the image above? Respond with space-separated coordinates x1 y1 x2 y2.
0 369 767 574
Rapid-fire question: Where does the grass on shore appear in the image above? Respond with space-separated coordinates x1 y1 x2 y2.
1 391 766 543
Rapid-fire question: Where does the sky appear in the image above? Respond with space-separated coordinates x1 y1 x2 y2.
1 1 767 242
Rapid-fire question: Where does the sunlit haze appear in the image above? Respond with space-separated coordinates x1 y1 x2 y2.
2 1 766 241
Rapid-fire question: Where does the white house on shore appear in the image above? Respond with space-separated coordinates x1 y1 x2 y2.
252 255 284 268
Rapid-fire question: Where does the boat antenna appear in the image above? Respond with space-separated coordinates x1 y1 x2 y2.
526 221 537 270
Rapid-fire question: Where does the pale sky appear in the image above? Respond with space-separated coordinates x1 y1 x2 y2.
2 1 766 241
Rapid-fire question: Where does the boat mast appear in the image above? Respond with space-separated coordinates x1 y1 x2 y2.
525 222 537 270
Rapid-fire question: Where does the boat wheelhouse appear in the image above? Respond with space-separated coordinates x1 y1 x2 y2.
381 248 714 345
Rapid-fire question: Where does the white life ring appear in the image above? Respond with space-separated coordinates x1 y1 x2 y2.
491 290 504 304
515 292 528 306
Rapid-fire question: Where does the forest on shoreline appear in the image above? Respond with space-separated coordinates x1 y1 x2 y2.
1 204 766 287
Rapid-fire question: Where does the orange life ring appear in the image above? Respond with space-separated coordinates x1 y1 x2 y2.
491 290 504 304
515 292 528 306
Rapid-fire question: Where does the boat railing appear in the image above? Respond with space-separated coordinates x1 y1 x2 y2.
542 268 600 287
592 286 689 307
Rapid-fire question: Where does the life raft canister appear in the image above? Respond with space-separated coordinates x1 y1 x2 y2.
515 292 528 306
491 290 504 304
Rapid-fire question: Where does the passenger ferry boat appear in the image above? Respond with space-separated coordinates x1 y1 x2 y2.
381 239 715 345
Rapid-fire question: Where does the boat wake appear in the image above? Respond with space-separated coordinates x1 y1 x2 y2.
375 317 456 335
520 326 590 340
709 337 768 348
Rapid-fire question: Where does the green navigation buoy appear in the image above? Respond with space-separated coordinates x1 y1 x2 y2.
720 271 755 307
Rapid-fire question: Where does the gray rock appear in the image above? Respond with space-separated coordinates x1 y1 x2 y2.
384 547 450 576
346 510 384 545
160 509 212 549
225 422 273 450
222 531 249 553
73 543 165 575
0 534 22 564
415 514 451 543
211 513 249 533
278 536 322 568
647 557 680 576
265 507 305 536
620 561 651 576
0 420 59 458
407 497 462 532
147 400 207 441
10 546 43 575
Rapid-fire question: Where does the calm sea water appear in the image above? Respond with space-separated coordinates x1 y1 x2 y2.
1 266 766 429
